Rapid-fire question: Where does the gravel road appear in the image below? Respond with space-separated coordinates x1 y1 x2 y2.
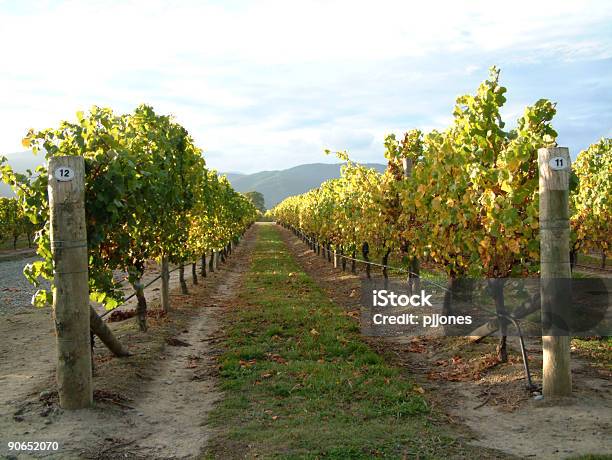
0 256 48 315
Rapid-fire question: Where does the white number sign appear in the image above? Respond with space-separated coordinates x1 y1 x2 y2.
548 156 568 171
54 167 75 182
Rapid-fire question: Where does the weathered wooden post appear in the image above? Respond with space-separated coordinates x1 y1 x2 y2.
538 146 572 399
48 156 93 409
161 256 170 312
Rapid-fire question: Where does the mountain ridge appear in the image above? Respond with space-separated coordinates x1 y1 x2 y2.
222 162 386 208
0 151 386 207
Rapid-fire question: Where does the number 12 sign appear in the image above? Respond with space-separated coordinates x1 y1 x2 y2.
54 166 75 182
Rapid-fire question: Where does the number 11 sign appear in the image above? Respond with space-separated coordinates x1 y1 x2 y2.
548 156 568 171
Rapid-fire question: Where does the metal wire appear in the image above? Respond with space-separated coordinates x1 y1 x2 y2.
99 258 204 319
297 227 540 391
297 231 450 292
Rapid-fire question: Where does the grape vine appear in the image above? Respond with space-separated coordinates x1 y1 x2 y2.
0 105 257 318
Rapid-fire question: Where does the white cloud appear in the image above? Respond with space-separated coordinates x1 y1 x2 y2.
0 0 611 171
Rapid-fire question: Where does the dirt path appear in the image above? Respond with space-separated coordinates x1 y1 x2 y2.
0 225 258 460
277 224 612 460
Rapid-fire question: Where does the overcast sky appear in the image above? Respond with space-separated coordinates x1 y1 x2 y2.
1 0 611 173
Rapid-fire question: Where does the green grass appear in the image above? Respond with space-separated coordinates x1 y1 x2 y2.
205 225 481 459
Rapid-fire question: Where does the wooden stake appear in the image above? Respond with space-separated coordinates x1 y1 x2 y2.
89 307 130 357
538 146 572 399
48 156 92 409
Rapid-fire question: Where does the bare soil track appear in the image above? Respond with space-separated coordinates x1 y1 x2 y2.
0 226 257 460
278 225 612 460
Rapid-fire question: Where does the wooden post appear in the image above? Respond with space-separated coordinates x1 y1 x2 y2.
538 147 572 399
48 156 93 409
161 256 170 312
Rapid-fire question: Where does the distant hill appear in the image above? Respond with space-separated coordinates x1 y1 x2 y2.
223 162 386 209
223 172 247 184
0 151 44 197
0 153 386 209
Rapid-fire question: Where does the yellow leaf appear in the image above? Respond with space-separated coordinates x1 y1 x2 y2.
508 239 520 254
500 181 513 193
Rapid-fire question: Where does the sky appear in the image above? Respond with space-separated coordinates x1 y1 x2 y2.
0 0 611 173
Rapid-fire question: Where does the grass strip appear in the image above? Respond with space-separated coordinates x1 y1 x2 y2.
206 224 466 459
